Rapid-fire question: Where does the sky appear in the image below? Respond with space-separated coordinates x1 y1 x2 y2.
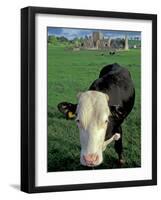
48 27 141 40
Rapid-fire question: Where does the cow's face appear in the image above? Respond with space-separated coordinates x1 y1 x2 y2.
76 91 110 167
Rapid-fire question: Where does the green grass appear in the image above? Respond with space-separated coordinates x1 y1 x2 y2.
47 46 141 172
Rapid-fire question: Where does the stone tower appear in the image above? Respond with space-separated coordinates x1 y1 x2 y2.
124 35 129 50
107 37 111 48
92 32 103 48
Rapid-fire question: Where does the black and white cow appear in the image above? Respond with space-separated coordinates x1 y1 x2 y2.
58 63 135 167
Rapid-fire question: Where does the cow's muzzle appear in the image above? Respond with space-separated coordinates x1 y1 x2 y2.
83 154 99 167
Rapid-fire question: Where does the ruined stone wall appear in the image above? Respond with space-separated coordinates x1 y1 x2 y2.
80 32 128 50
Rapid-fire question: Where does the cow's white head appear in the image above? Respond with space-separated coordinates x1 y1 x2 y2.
76 91 111 167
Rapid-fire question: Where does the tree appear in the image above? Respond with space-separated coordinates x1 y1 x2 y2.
48 35 58 45
57 36 69 43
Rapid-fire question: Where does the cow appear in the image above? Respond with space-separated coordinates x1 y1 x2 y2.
109 51 116 55
57 63 135 167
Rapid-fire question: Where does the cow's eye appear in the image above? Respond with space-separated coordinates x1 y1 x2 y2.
76 119 80 123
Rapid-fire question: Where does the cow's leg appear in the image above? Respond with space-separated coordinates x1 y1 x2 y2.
114 126 124 166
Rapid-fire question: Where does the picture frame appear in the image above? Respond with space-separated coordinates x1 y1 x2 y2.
21 6 157 193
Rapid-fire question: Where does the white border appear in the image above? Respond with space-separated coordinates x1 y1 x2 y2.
35 14 152 186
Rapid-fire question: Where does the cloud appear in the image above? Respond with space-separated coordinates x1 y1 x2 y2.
59 28 92 39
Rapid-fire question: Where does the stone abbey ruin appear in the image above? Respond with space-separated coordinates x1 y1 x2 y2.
79 32 129 51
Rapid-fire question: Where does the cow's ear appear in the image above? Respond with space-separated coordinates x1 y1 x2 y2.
109 105 124 119
57 102 77 120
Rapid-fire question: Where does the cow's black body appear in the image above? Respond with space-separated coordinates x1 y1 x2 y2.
58 63 135 163
89 63 135 141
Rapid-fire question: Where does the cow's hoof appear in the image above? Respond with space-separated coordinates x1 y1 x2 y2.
117 159 125 167
119 159 125 165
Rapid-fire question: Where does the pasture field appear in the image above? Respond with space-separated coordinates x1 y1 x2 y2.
47 46 141 172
